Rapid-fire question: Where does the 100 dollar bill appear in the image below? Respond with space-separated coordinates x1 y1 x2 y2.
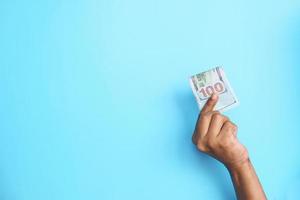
189 67 239 112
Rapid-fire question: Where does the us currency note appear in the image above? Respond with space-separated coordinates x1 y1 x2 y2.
189 67 239 112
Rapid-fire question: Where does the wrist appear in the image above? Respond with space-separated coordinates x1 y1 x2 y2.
225 158 251 172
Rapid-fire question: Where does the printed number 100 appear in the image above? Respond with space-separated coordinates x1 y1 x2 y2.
199 82 224 98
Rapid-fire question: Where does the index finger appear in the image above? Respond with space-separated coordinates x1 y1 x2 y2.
200 93 219 114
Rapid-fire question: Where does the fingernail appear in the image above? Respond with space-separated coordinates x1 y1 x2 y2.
211 93 218 100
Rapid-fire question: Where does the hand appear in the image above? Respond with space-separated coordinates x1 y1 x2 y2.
192 94 249 169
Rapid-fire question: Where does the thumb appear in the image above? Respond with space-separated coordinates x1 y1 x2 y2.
201 94 218 114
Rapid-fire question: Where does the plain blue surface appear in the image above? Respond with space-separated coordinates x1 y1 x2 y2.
1 0 300 199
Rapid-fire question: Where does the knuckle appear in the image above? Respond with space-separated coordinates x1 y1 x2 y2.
228 122 237 132
232 124 238 132
212 112 220 117
223 121 232 130
232 131 237 137
206 138 216 149
212 112 222 120
196 142 207 152
212 112 228 122
222 137 234 148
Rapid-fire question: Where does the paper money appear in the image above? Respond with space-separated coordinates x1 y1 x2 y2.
189 67 239 112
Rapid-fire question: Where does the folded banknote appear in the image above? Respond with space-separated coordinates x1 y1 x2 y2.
189 67 239 112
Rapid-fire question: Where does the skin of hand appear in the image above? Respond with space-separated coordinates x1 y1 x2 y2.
192 94 267 200
192 94 248 169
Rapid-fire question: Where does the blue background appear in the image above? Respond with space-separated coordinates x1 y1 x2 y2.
1 0 300 199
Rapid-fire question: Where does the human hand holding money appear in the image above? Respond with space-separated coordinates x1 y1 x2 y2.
192 94 248 168
190 72 267 199
189 67 239 112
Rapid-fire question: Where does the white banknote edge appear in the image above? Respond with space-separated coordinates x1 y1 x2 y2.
217 66 239 112
189 77 202 110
